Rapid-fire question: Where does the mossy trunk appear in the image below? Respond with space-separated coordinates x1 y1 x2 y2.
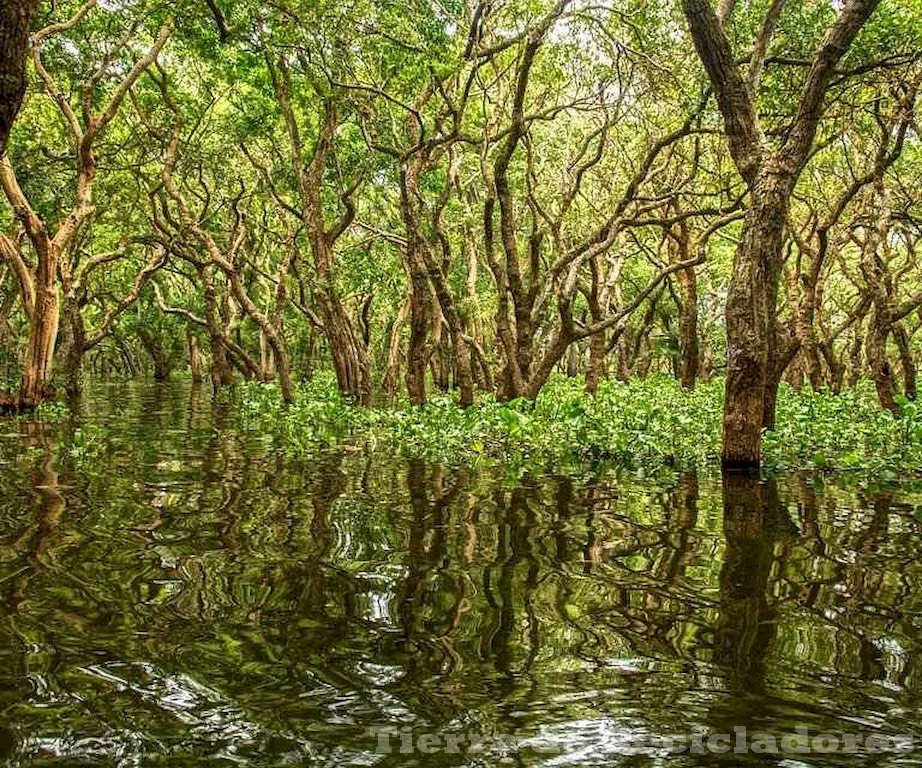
722 179 789 467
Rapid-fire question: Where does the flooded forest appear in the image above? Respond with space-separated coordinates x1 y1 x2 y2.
1 0 922 765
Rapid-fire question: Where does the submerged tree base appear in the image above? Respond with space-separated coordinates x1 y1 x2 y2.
0 387 57 414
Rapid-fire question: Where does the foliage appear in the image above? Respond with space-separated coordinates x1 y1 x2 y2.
764 384 922 477
0 0 920 463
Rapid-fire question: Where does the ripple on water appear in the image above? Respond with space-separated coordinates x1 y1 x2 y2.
0 380 919 766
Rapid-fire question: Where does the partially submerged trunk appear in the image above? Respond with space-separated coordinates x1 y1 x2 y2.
682 0 879 465
137 331 174 382
20 244 60 407
722 182 789 466
201 267 237 387
189 334 205 383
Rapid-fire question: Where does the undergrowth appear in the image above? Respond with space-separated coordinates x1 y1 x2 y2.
234 373 922 477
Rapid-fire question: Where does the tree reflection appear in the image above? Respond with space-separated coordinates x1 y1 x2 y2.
0 422 67 615
713 470 800 694
0 393 920 765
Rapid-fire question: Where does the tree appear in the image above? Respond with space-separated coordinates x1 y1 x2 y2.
0 1 171 405
682 0 882 466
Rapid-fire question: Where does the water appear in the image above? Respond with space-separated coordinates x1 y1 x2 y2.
0 381 920 766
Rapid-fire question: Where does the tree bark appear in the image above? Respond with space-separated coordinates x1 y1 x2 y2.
58 294 86 398
383 294 411 397
668 219 700 389
201 266 237 387
189 333 204 383
586 331 607 394
0 0 39 155
893 325 917 401
859 185 900 414
20 241 60 407
676 265 700 389
722 182 789 463
405 251 435 405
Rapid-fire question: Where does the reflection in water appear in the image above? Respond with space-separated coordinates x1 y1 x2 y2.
0 381 919 765
714 471 792 694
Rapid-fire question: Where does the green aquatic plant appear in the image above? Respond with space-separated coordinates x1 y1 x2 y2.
762 383 922 476
233 374 922 477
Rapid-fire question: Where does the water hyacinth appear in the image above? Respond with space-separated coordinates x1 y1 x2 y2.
234 373 922 478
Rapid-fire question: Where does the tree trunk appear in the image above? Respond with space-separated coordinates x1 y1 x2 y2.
700 340 713 382
58 295 86 398
310 222 369 405
893 325 917 401
586 332 607 395
320 292 371 406
189 333 204 383
383 295 410 397
818 335 844 393
866 313 898 414
859 185 900 414
787 265 823 391
630 292 661 379
198 267 236 387
425 271 475 407
565 339 579 378
221 266 293 404
431 343 451 393
273 88 370 406
667 219 700 389
722 183 789 466
259 330 276 382
20 246 60 407
676 265 700 389
784 353 805 391
150 340 172 381
0 0 39 155
405 252 434 406
847 324 865 388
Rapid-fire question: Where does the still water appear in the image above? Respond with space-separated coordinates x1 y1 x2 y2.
0 381 920 766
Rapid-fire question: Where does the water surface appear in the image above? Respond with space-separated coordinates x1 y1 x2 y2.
0 381 920 766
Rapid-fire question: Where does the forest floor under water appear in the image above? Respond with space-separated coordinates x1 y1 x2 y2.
0 378 920 766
